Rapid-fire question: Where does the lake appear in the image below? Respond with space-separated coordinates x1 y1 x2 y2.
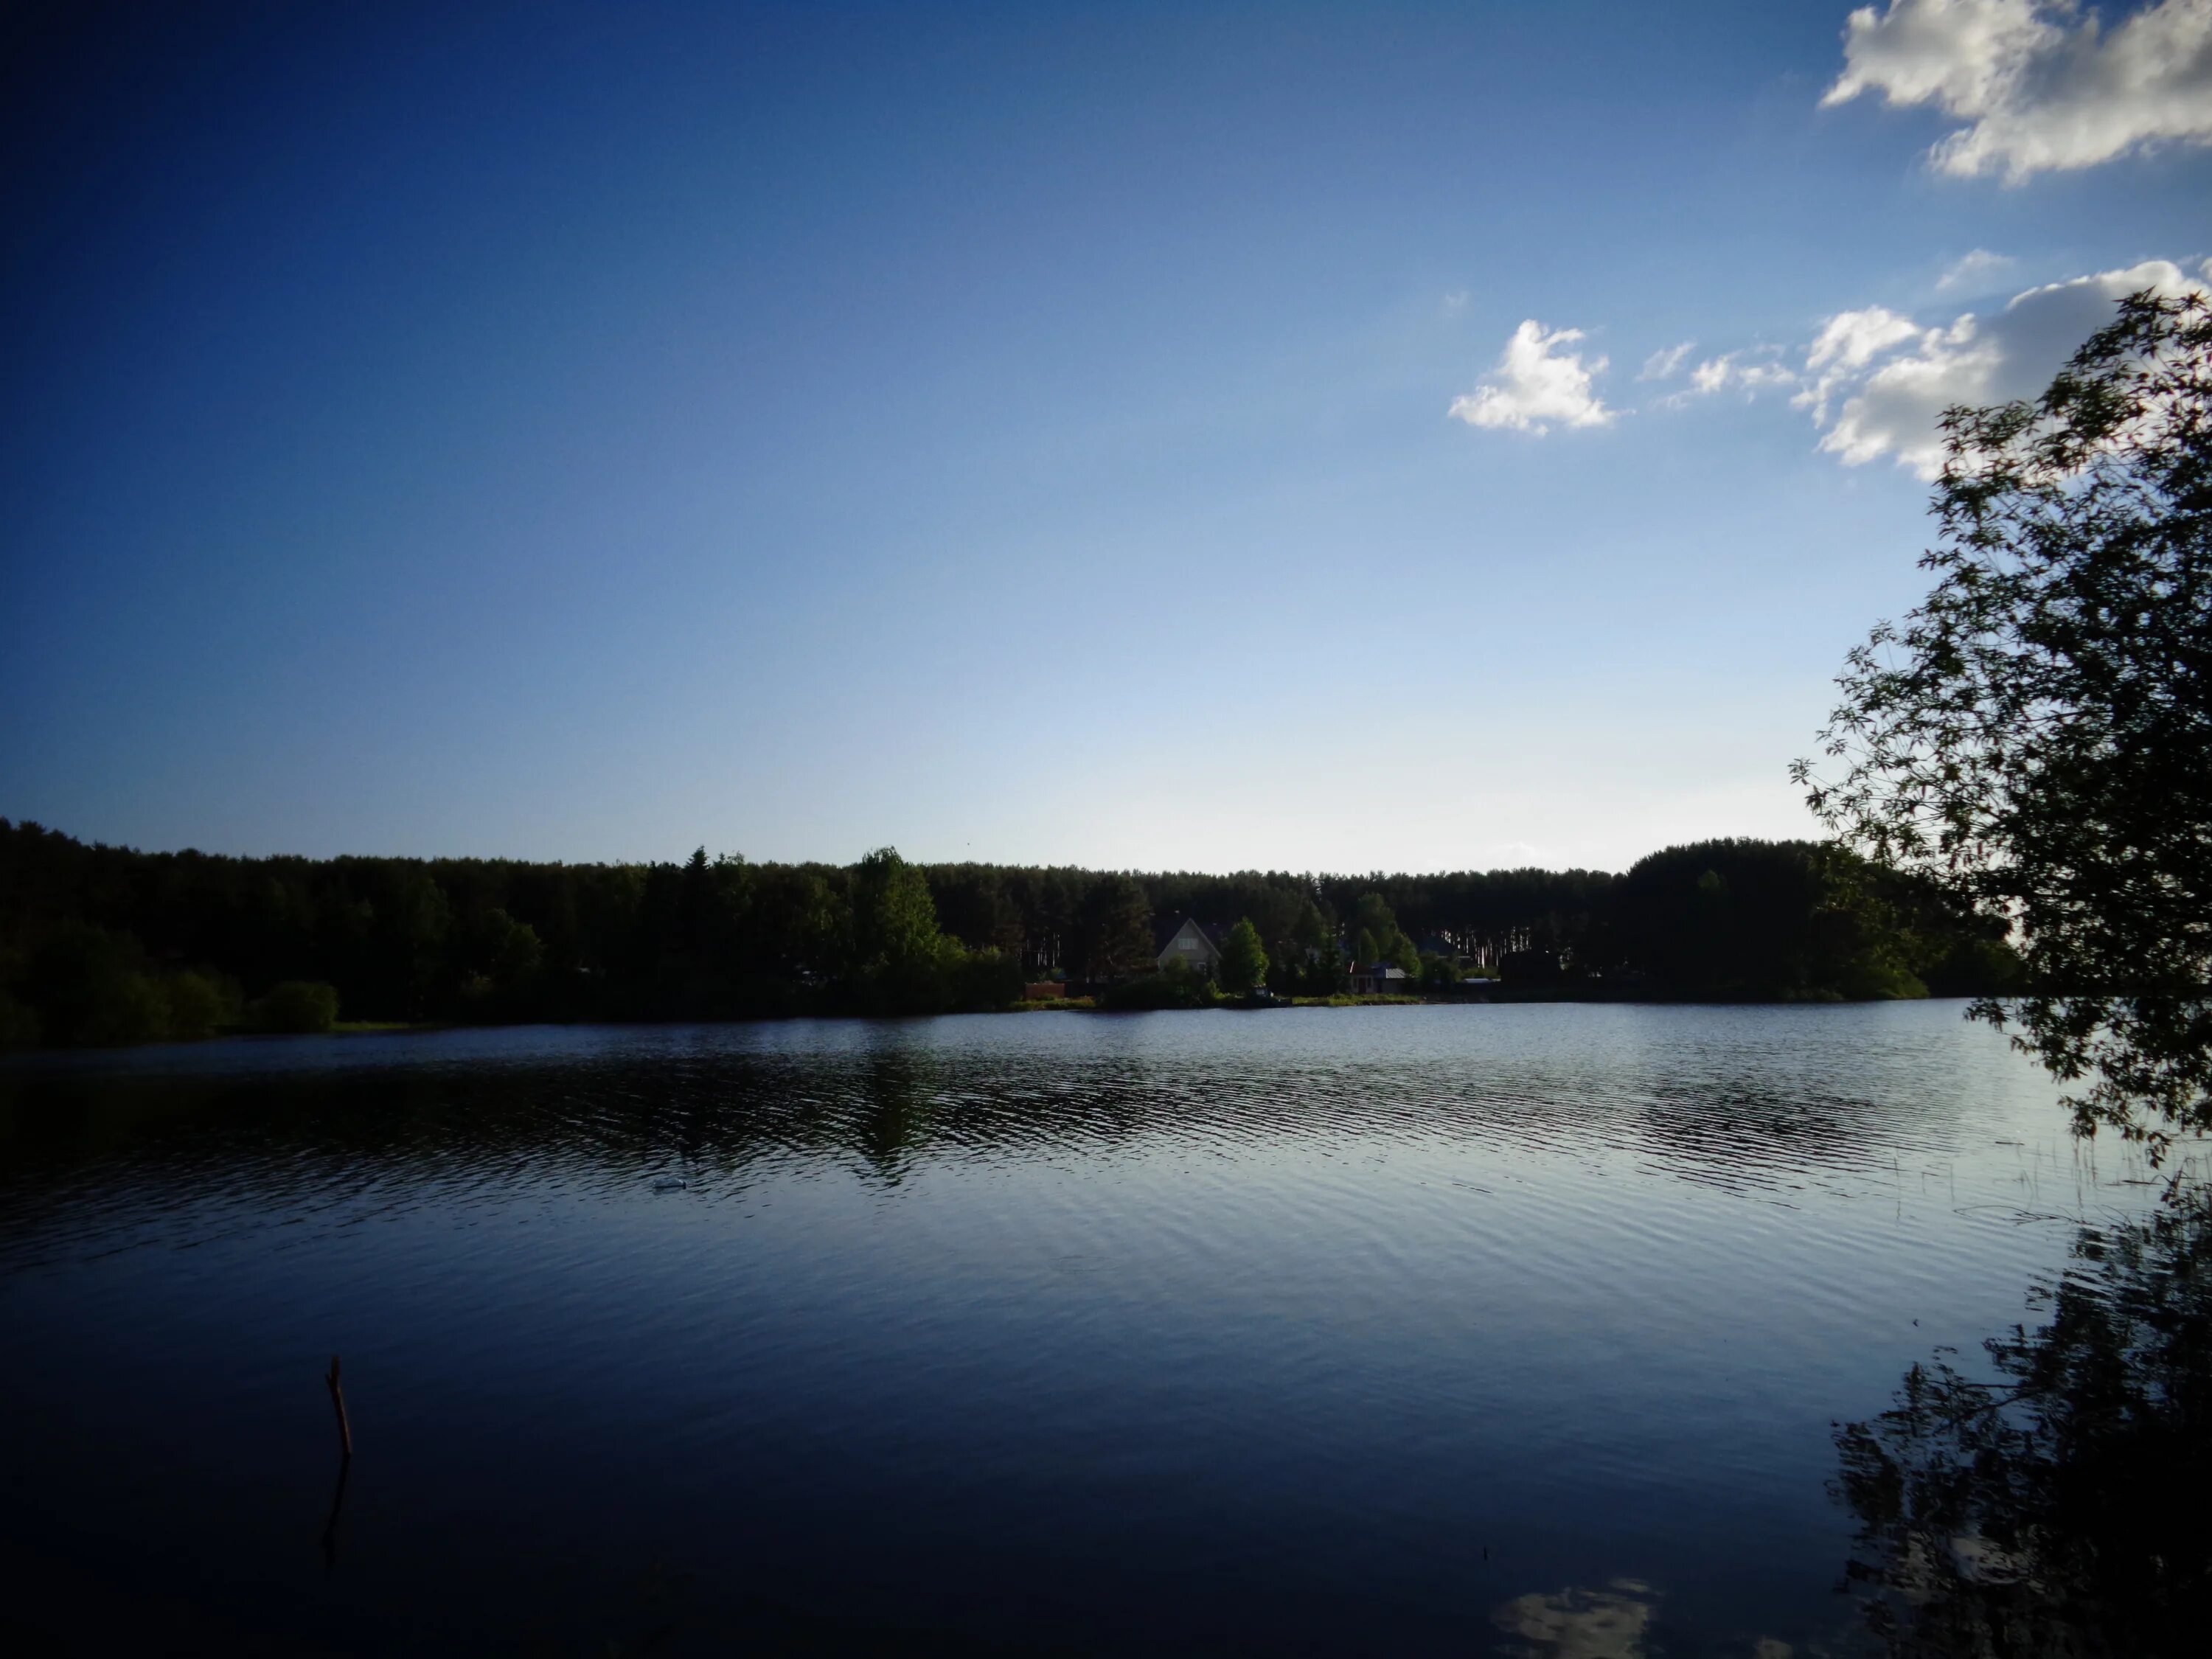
0 1002 2163 1655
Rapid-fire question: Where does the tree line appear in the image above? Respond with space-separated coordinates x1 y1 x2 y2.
0 818 2021 1048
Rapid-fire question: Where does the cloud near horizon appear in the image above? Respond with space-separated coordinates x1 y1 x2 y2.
1823 0 2212 181
1449 320 1616 434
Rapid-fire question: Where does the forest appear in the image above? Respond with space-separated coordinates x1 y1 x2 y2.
0 818 2020 1048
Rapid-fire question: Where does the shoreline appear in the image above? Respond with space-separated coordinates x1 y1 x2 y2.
1 985 1966 1062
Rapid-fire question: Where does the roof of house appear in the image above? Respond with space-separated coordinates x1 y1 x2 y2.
1152 915 1230 955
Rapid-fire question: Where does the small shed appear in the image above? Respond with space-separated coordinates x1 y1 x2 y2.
1349 963 1410 995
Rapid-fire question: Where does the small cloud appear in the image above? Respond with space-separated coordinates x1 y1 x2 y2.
1638 341 1695 380
1448 320 1617 434
1935 248 2016 292
1822 0 2212 182
1683 349 1798 400
1442 289 1472 315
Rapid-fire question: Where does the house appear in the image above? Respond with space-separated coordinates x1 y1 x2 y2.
1349 962 1410 995
1152 916 1227 978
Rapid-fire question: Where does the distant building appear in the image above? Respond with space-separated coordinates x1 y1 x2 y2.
1152 916 1226 978
1349 962 1410 995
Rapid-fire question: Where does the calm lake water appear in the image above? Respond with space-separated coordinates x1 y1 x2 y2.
0 1003 2168 1655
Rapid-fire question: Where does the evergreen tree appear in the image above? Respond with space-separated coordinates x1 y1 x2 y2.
1077 874 1153 980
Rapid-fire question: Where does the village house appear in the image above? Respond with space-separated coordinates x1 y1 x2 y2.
1152 916 1227 978
1349 961 1410 995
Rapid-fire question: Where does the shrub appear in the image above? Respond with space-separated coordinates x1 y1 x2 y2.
951 950 1025 1010
253 980 341 1034
24 924 169 1046
163 970 240 1038
1102 964 1218 1011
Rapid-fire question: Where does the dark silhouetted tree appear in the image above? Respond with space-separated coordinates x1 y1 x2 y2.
1077 874 1153 981
1800 290 2212 1155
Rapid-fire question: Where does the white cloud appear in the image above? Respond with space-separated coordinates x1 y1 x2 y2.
1799 305 1927 420
1804 258 2209 474
1639 341 1695 380
1449 320 1617 434
1935 247 2017 291
1683 350 1799 399
1823 0 2212 181
1806 306 1926 372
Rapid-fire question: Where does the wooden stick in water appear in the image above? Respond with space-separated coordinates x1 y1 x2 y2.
325 1354 353 1458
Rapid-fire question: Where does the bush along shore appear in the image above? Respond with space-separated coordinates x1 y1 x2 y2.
0 821 2020 1048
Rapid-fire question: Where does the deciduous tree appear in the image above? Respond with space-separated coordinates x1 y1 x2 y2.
1219 918 1268 993
1798 291 2212 1155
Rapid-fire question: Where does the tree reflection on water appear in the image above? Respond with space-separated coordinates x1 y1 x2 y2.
1834 1186 2212 1658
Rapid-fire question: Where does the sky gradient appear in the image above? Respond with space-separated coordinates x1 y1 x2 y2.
4 1 2208 873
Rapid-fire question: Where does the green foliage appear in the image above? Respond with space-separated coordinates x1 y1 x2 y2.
1076 874 1153 981
8 923 240 1046
478 908 543 982
846 848 945 975
1352 896 1393 957
951 950 1026 1009
1268 941 1348 998
253 980 341 1033
1599 838 2000 1001
1420 955 1462 988
1342 894 1421 974
1385 929 1419 975
1102 961 1219 1010
1799 290 2212 1153
24 925 164 1046
161 970 237 1038
0 818 2022 1046
1218 918 1268 993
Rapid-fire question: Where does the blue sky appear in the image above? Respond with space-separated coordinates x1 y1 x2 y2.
4 1 2208 872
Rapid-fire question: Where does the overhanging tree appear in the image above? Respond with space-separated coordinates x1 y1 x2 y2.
1797 290 2212 1156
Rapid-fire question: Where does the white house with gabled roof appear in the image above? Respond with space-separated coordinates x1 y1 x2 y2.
1152 915 1226 977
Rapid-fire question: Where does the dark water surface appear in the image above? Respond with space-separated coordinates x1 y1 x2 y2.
0 1004 2164 1655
